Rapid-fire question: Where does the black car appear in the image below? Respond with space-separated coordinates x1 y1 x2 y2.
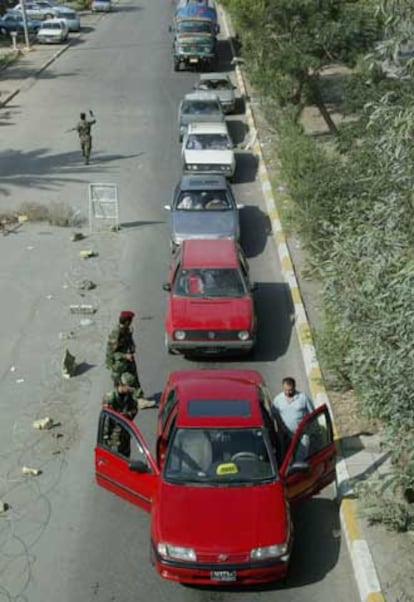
164 174 243 251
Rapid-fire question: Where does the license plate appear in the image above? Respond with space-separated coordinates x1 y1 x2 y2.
210 570 236 582
189 58 199 63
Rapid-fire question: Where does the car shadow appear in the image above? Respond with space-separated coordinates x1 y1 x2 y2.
213 38 235 73
113 4 144 11
251 281 294 362
184 497 341 592
240 204 271 258
79 26 95 33
233 152 258 184
227 119 248 146
233 95 246 115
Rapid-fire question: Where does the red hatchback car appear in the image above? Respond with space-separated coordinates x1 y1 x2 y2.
95 370 336 586
162 239 256 355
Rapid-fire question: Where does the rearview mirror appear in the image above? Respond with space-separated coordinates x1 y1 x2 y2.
129 460 149 473
162 283 171 292
286 462 310 477
236 203 244 210
164 204 171 211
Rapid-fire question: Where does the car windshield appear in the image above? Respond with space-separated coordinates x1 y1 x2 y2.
164 427 276 484
181 100 220 116
186 133 231 150
178 21 211 33
176 190 231 210
173 268 246 297
42 22 60 29
198 78 232 90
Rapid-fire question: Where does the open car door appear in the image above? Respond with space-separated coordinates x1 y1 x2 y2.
95 408 159 512
279 405 336 503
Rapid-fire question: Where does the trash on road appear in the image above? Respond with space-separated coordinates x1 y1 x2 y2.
0 500 9 513
22 466 42 477
59 331 75 340
33 417 54 430
80 318 94 327
79 249 97 259
70 304 97 314
77 279 96 291
71 232 85 241
16 378 25 384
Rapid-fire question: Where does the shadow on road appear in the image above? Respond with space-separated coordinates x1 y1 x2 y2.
214 38 235 73
233 152 258 184
0 148 145 196
240 204 272 258
227 119 248 146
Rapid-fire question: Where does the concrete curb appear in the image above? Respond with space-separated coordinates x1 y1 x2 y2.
219 6 385 602
0 43 70 107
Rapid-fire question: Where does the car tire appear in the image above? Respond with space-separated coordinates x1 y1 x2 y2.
173 60 179 72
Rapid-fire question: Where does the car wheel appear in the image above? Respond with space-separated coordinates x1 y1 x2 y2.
173 60 180 72
164 333 173 355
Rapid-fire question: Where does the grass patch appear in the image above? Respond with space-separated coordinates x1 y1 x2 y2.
2 202 85 227
0 50 21 71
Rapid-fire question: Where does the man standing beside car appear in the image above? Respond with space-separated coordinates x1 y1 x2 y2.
76 110 96 164
272 377 314 460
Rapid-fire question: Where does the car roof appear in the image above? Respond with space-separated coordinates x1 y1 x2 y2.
187 122 228 134
169 370 264 428
179 174 227 191
183 91 220 102
181 238 239 268
199 73 231 81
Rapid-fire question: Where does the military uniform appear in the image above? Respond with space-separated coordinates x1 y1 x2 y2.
105 317 139 387
102 382 139 457
76 116 96 164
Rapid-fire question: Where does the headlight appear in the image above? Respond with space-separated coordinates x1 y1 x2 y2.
185 164 199 171
174 330 186 340
250 543 288 560
238 330 250 341
157 543 196 562
219 165 231 172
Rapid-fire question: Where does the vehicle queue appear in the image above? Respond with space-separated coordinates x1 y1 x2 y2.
96 0 337 589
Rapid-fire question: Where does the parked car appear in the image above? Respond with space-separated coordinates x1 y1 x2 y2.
164 174 243 250
163 238 256 355
178 91 224 142
91 0 112 12
53 7 80 31
36 18 68 43
0 13 41 35
9 1 69 20
194 73 237 114
95 368 337 585
182 122 235 179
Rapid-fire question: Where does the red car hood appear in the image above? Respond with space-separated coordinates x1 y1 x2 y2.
169 296 253 330
153 481 288 552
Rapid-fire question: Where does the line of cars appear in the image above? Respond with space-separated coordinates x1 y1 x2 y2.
94 0 338 589
0 0 112 45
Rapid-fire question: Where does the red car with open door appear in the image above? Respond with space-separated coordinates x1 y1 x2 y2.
95 370 336 586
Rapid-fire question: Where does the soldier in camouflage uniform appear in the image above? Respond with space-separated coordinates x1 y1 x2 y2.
102 372 139 456
105 310 140 389
76 110 96 165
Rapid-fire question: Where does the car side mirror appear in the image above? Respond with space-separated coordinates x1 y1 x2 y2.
162 283 171 292
129 460 149 473
236 203 244 210
164 204 171 211
286 462 310 477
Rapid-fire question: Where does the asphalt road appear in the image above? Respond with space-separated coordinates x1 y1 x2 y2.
0 1 358 601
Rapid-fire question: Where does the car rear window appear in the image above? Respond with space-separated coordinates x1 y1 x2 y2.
187 399 251 417
181 100 221 115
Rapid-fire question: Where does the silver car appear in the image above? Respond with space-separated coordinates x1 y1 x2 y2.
53 7 80 31
178 91 224 142
91 0 112 12
164 174 243 250
194 73 237 114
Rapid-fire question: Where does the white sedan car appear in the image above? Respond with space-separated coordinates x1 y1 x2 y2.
182 122 236 179
37 18 68 43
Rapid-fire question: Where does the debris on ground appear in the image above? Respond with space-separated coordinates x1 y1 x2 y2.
22 466 42 477
70 304 97 315
137 398 158 409
79 249 97 259
71 232 85 242
77 279 96 291
0 500 9 514
80 318 94 327
32 417 54 430
59 331 75 340
62 349 77 379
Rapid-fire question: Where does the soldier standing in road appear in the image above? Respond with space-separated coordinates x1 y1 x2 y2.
76 110 96 165
105 310 140 387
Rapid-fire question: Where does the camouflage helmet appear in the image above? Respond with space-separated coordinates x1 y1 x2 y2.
120 372 136 387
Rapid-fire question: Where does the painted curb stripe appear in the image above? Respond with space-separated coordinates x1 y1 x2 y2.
218 6 386 602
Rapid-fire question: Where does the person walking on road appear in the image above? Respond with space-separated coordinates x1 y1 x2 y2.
76 110 96 164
